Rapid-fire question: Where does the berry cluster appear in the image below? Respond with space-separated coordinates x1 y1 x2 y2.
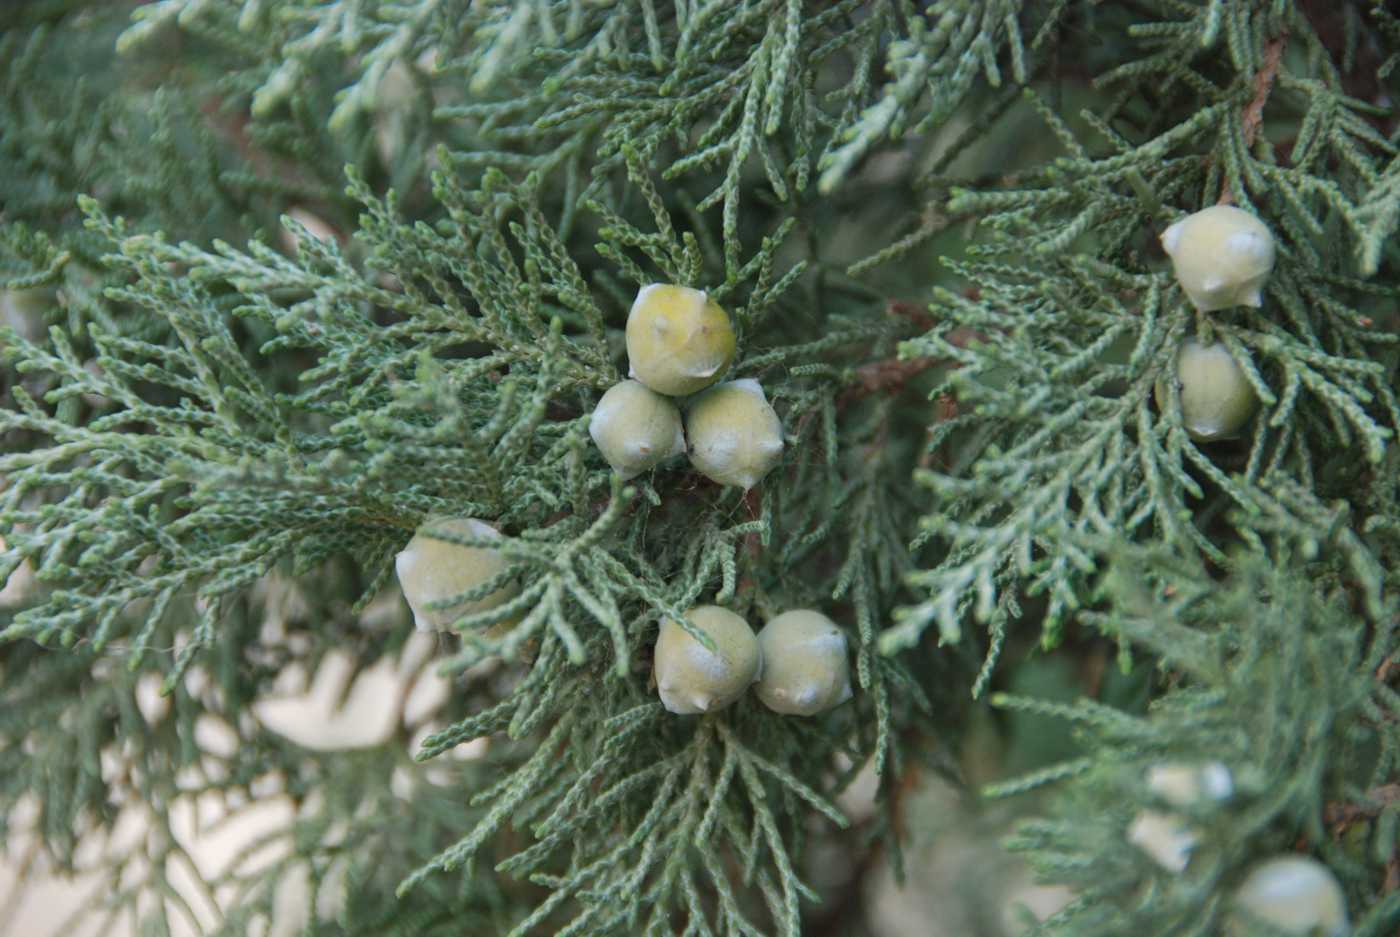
392 284 852 720
1158 206 1277 442
653 606 851 717
1127 762 1348 935
589 284 783 489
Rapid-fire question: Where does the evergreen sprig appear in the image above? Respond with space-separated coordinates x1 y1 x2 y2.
991 547 1400 936
4 1 1400 934
885 2 1400 661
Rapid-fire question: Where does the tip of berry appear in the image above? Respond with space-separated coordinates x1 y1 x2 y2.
731 378 765 399
1226 230 1269 259
1160 221 1183 254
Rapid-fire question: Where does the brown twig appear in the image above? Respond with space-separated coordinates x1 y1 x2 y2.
1322 783 1400 828
1241 34 1287 148
1219 31 1288 205
836 323 986 411
887 299 937 332
730 486 765 608
742 486 762 556
838 356 940 406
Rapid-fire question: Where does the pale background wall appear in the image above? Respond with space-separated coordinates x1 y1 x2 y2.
0 555 1065 937
0 553 468 937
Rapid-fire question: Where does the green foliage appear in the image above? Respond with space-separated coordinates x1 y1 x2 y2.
818 0 1065 194
991 547 1400 935
3 1 1400 935
888 1 1400 656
